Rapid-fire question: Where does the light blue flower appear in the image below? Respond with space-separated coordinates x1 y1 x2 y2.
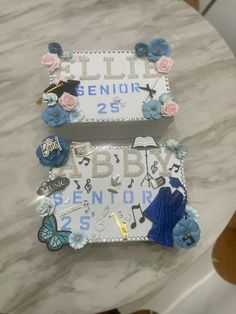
61 49 74 61
42 104 70 127
159 92 173 103
165 138 180 151
69 108 85 123
185 205 199 222
42 93 58 106
173 218 201 249
134 42 149 57
36 197 55 217
142 99 162 120
176 145 189 160
69 230 88 249
48 42 63 57
148 37 172 62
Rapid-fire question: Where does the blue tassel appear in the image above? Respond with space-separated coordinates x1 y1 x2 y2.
144 187 186 246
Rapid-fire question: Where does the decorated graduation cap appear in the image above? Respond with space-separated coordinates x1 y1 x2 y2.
44 80 80 97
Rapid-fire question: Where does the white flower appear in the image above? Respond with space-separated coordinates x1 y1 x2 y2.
69 230 88 249
185 205 200 222
42 93 58 106
36 197 56 217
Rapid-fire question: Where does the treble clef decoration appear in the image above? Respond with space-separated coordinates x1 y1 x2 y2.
94 206 110 232
84 179 92 193
151 161 158 174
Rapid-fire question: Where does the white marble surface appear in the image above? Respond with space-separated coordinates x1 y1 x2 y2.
0 0 236 313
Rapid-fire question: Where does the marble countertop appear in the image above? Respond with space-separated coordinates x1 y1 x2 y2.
1 0 236 313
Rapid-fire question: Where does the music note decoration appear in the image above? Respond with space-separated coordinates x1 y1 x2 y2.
130 203 145 229
151 161 158 174
114 154 120 163
118 211 132 222
74 180 81 190
84 200 90 213
79 156 90 166
84 179 92 193
128 178 134 188
110 212 129 238
169 163 180 173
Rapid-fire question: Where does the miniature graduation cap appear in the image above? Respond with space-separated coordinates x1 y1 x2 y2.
44 79 80 97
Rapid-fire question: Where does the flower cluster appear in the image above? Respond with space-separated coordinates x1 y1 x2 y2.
165 138 189 160
142 92 179 120
134 37 172 62
41 42 85 126
36 135 70 168
42 42 63 72
42 90 84 127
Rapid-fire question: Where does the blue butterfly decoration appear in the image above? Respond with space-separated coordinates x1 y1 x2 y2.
38 215 71 251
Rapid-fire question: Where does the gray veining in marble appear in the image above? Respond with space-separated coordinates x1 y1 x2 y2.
1 0 236 313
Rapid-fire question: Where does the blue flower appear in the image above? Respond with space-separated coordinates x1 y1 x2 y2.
134 42 149 57
61 49 74 61
142 99 162 120
42 93 58 106
147 37 172 62
69 230 88 249
36 197 55 217
42 104 69 127
36 135 70 168
159 92 173 103
69 108 85 123
176 145 189 160
173 218 201 249
48 42 63 57
165 138 180 151
185 205 199 222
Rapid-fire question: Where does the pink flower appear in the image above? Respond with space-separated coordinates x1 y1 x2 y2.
59 92 78 111
156 56 174 73
42 53 61 72
161 101 179 116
